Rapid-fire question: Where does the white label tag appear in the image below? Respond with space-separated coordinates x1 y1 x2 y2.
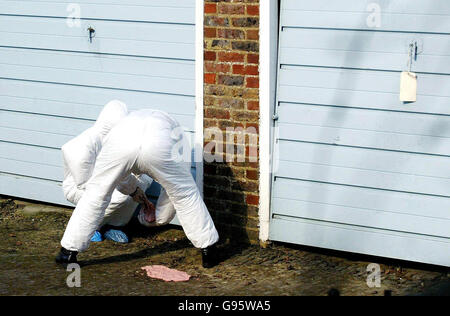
400 71 417 102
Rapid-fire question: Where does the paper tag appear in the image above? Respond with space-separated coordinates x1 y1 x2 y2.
400 71 417 102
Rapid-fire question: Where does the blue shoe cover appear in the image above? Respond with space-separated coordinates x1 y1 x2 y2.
104 229 129 244
91 231 103 242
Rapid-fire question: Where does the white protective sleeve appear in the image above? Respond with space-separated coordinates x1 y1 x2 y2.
116 173 140 196
62 174 84 205
101 174 153 227
61 128 100 188
64 171 151 228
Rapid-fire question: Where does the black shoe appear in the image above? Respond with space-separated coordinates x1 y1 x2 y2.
201 244 219 269
55 247 78 265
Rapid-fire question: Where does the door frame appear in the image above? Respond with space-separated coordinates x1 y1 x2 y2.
259 0 280 242
195 0 205 195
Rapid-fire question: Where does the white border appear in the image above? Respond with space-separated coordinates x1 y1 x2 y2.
195 0 204 196
259 0 279 242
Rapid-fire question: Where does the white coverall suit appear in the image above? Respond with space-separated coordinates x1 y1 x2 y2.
61 109 219 252
62 100 153 228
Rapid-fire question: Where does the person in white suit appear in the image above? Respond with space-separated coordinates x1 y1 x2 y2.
61 100 155 243
56 105 219 268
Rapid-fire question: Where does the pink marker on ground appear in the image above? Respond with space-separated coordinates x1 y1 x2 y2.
141 265 191 282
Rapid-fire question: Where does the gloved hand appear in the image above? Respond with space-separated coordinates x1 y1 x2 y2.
138 199 156 226
130 187 148 204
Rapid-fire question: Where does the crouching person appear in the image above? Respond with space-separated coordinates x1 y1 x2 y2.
60 100 154 246
56 108 219 268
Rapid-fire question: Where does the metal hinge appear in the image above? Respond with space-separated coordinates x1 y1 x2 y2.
272 114 279 121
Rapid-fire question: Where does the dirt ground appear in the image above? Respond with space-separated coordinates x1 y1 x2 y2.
0 198 448 296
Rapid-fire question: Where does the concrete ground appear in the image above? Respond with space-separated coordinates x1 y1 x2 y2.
0 198 448 296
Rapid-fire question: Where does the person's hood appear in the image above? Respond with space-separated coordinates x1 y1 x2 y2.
94 100 129 137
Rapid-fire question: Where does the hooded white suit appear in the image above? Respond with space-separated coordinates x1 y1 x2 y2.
62 100 153 228
61 108 219 252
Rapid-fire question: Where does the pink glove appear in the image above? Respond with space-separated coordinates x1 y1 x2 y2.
138 198 156 226
143 199 156 223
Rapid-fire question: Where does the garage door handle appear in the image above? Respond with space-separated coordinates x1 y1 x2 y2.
87 26 96 43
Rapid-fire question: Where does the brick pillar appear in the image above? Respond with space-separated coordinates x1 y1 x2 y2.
203 0 260 244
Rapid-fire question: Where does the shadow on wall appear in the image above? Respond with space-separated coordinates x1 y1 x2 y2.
203 161 252 249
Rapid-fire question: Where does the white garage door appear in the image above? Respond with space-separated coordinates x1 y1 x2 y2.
271 0 450 266
0 0 197 206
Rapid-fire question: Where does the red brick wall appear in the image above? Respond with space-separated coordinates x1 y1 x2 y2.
203 0 260 244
